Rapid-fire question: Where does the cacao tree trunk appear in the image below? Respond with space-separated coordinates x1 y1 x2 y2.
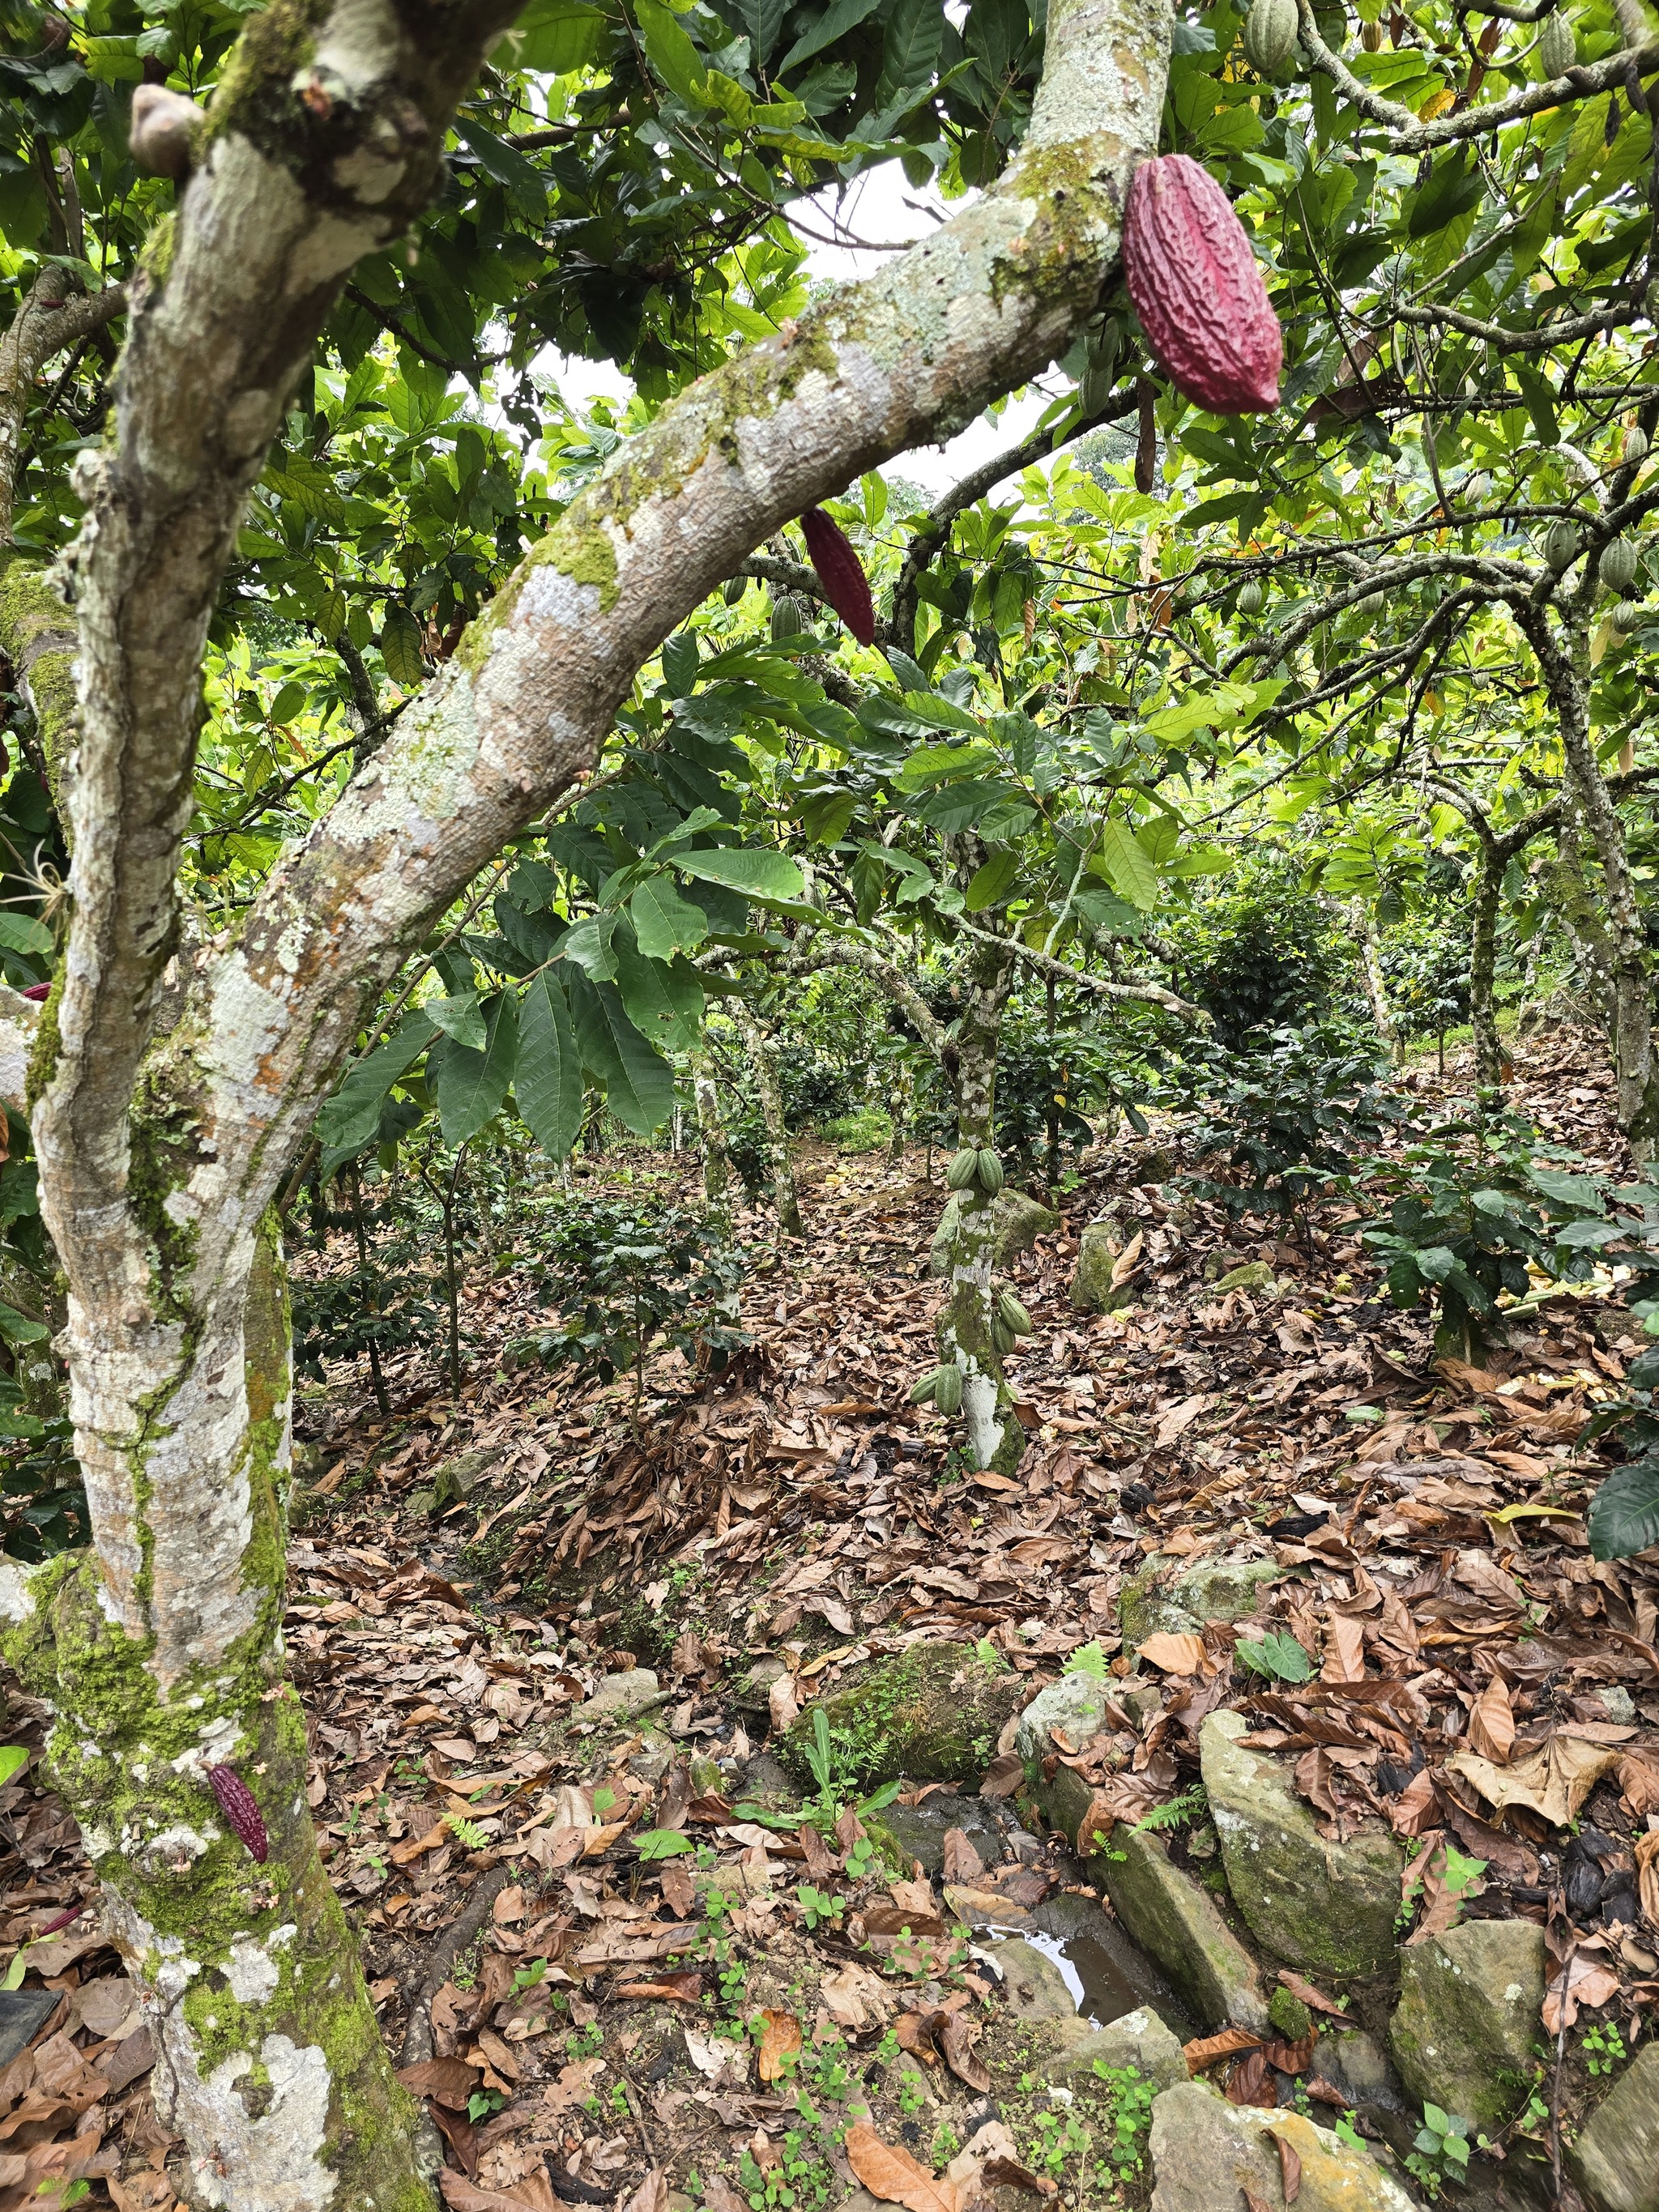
0 1219 431 2212
1469 846 1504 1098
692 1046 731 1206
938 938 1021 1473
735 1005 802 1235
1350 897 1400 1063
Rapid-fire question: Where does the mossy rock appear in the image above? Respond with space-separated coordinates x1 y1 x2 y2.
1120 1552 1289 1645
781 1639 1021 1788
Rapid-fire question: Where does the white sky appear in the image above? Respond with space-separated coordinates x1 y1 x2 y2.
540 158 1073 501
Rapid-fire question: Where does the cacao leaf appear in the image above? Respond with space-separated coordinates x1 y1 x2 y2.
516 970 584 1160
434 991 518 1145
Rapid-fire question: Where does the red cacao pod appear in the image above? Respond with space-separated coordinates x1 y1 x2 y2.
19 982 49 1001
207 1764 270 1863
798 508 876 646
1122 155 1282 416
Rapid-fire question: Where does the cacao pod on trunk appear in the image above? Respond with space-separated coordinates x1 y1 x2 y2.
934 1363 964 1416
946 1147 979 1191
1238 578 1265 615
799 508 876 645
975 1148 1004 1195
1543 519 1580 572
1537 11 1575 79
770 592 808 641
1122 156 1282 417
207 1764 270 1863
1614 599 1646 633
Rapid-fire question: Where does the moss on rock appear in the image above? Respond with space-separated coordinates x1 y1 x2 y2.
782 1639 1022 1788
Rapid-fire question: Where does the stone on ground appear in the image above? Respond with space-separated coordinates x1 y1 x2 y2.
1200 1710 1402 1977
783 1639 1022 1785
1570 2042 1659 2212
568 1669 663 1725
1046 2006 1189 2090
928 1188 1057 1277
1119 1554 1287 1643
1071 1219 1139 1313
1091 1823 1266 2031
880 1790 1004 1876
1015 1673 1113 1760
1149 2082 1416 2212
987 1937 1077 2023
1388 1919 1547 2130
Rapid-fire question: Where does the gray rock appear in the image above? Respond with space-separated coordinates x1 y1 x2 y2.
429 1449 493 1514
785 1640 1022 1786
1318 2027 1399 2108
987 1936 1080 2022
1072 1221 1139 1314
736 1749 797 1805
1570 2042 1659 2212
1047 2006 1189 2091
881 1791 1005 1877
1589 1686 1638 1727
1034 1889 1196 2040
1096 1825 1267 2032
929 1188 1058 1278
1201 1711 1403 1978
1390 1920 1548 2132
1120 1555 1286 1644
1211 1261 1276 1294
1016 1674 1115 1761
1149 2082 1417 2212
568 1669 665 1726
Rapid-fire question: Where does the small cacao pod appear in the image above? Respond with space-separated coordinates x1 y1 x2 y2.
1237 577 1265 615
1240 0 1299 75
1354 590 1384 620
1123 156 1282 417
19 981 50 1001
1614 599 1646 633
946 1147 979 1191
1599 537 1639 595
1543 518 1580 572
770 592 808 641
129 84 201 180
934 1363 964 1416
1359 17 1381 48
909 1369 942 1405
799 508 875 646
723 574 747 605
991 1317 1014 1355
1624 425 1649 465
207 1765 269 1863
997 1290 1034 1336
1538 11 1576 78
975 1148 1004 1195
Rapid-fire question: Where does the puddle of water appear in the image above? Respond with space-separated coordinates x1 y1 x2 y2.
978 1890 1198 2044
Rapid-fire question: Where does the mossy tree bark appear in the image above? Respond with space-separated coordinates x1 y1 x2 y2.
939 936 1021 1473
0 0 1175 2197
734 1003 801 1235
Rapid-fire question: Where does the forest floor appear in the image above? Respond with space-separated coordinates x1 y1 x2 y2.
4 1026 1659 2212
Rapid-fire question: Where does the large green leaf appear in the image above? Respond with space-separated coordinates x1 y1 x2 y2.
316 1012 438 1155
630 875 710 961
1589 1460 1659 1561
517 970 584 1159
777 0 881 75
565 970 674 1137
634 0 708 104
613 937 704 1055
0 914 53 956
1095 820 1159 910
434 991 518 1145
676 846 804 902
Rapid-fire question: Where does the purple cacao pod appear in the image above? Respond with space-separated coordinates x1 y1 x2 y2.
1122 155 1282 416
799 508 876 646
207 1764 270 1863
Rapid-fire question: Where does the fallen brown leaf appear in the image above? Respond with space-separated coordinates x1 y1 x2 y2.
1138 1631 1205 1674
1183 2027 1262 2071
1448 1733 1623 1828
757 2008 804 2084
394 2056 480 2111
844 2120 960 2212
614 1972 703 2004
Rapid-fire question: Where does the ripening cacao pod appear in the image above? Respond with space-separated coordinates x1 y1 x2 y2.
975 1148 1004 1195
129 84 201 180
1538 11 1576 78
19 982 49 1001
934 1363 964 1416
1359 17 1381 49
207 1765 269 1863
1237 577 1265 615
1543 518 1580 572
770 592 808 641
909 1368 943 1405
799 508 876 646
946 1147 979 1191
1123 156 1282 417
1614 599 1646 633
997 1290 1034 1336
1241 0 1299 75
1623 425 1650 466
991 1318 1015 1356
1600 538 1639 595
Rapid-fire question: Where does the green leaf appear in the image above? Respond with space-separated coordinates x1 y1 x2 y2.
317 1012 438 1155
612 937 704 1055
1094 820 1159 910
629 876 710 961
424 992 487 1050
565 970 674 1137
874 0 943 107
634 0 709 104
778 0 881 74
434 992 518 1145
494 0 608 72
0 1745 28 1788
380 603 426 688
0 1300 48 1345
517 970 584 1160
1589 1459 1659 1561
1235 1630 1315 1684
634 1827 694 1860
0 914 53 957
676 846 804 902
964 848 1021 911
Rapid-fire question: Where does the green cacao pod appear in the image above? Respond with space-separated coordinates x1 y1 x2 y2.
997 1291 1034 1337
909 1368 943 1405
991 1318 1015 1356
975 1148 1005 1196
946 1147 979 1191
1537 11 1575 78
1614 599 1646 633
1543 519 1580 573
934 1363 964 1416
1238 578 1265 615
770 593 808 641
1600 538 1639 595
723 575 748 605
1354 591 1384 620
1625 426 1649 466
1241 0 1299 75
